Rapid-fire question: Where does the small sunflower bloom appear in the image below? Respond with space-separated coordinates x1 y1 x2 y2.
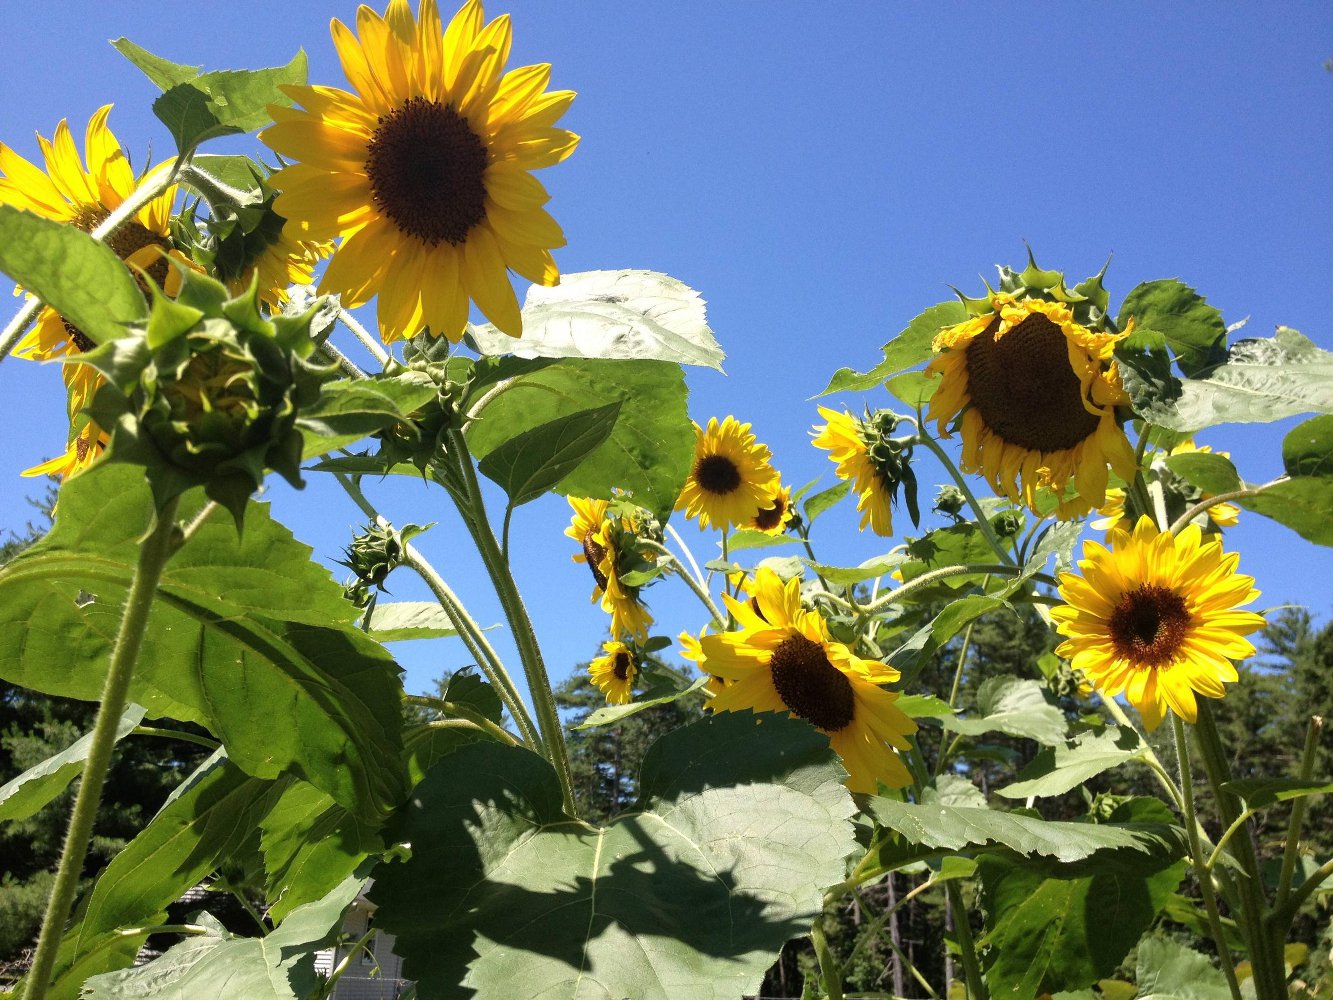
565 497 653 641
747 483 794 536
812 408 899 536
676 416 780 531
589 641 637 705
1 106 183 480
700 568 916 794
678 628 728 697
1051 516 1266 730
260 0 578 344
926 292 1136 519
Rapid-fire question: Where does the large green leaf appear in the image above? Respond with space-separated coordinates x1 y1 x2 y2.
81 873 366 999
1219 777 1333 809
888 596 1013 684
0 205 148 346
998 727 1146 800
464 358 691 522
1134 935 1232 1000
1125 328 1333 433
297 377 440 459
468 269 724 371
111 38 202 89
801 480 851 526
363 601 469 642
819 300 966 396
1118 279 1228 377
1239 477 1333 546
939 676 1068 746
0 705 145 824
477 401 622 508
368 711 856 1000
37 752 278 1000
1164 451 1243 495
0 464 406 821
1282 413 1333 477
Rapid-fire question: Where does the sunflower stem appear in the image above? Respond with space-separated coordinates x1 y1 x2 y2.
1192 702 1287 1000
335 306 392 369
1275 714 1323 910
0 159 183 366
129 726 221 752
1172 714 1245 1000
318 340 370 379
446 428 578 818
403 694 522 746
642 541 726 629
910 424 1014 567
810 914 845 1000
664 522 707 586
23 495 181 1000
946 881 988 1000
1168 479 1287 536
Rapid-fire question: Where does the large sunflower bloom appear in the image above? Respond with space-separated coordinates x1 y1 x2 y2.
565 497 652 641
812 408 896 536
588 641 637 705
700 569 917 793
926 293 1136 519
260 0 578 344
1 106 181 480
676 416 780 531
1051 516 1265 730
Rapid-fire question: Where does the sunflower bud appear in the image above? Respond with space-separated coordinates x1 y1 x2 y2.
372 334 467 473
992 510 1024 538
80 268 330 524
339 521 405 591
933 485 967 520
858 409 921 530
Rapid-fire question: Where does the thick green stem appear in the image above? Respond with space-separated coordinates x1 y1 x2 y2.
403 694 521 746
911 426 1014 567
1276 715 1324 908
447 430 578 818
335 306 391 369
1193 703 1287 1000
946 881 988 1000
1168 480 1287 536
24 496 181 1000
1172 715 1243 1000
810 915 845 1000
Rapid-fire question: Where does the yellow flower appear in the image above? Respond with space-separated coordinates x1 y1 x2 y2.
678 628 728 697
226 227 330 310
675 416 780 531
1 105 181 481
1051 516 1266 730
747 483 794 536
565 497 652 641
700 571 917 793
260 0 578 344
812 407 895 536
926 293 1136 519
1167 440 1241 528
589 641 637 705
1092 488 1131 533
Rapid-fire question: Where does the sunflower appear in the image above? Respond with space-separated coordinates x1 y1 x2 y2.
224 223 330 310
678 628 728 697
565 496 653 641
1051 516 1265 730
676 416 780 531
1166 440 1240 528
1094 440 1240 534
260 0 578 344
700 568 917 793
747 483 794 536
1 105 182 481
812 408 895 536
589 641 637 705
926 293 1136 519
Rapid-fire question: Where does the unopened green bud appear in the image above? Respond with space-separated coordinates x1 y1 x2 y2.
992 510 1024 538
933 485 967 519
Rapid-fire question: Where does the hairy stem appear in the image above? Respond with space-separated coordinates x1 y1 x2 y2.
403 694 521 746
911 423 1014 567
946 881 988 1000
1168 479 1288 536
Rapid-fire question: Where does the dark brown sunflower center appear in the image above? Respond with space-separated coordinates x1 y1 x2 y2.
1108 584 1192 667
769 633 855 732
582 530 609 590
65 206 170 352
964 312 1101 453
612 650 633 681
365 97 489 247
752 494 787 532
694 454 742 496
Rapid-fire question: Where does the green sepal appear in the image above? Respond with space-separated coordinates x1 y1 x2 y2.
145 280 204 349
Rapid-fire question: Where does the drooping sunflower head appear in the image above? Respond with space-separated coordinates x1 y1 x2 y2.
2 106 184 481
589 641 638 705
261 0 579 345
926 260 1137 518
564 496 654 641
675 416 780 531
811 407 919 536
700 603 917 794
1051 516 1266 730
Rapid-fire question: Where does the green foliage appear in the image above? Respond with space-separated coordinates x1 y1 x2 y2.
477 401 623 509
1239 414 1333 546
819 300 966 395
998 726 1146 800
361 601 465 642
1133 935 1232 1000
1118 279 1229 377
937 675 1068 745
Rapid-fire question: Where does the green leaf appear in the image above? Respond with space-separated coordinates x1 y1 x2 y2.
573 675 710 729
1164 451 1243 495
1126 328 1333 433
363 601 470 642
442 669 504 724
81 873 367 999
468 269 724 371
1134 935 1232 1000
1118 279 1228 377
889 596 1013 684
939 676 1068 746
899 521 1005 586
818 301 965 396
886 370 938 408
259 778 381 922
152 50 307 156
726 528 798 552
802 480 851 526
1219 777 1333 809
111 37 202 89
1239 477 1333 547
0 464 406 821
0 205 148 346
979 850 1185 998
0 705 145 824
998 727 1146 800
1282 413 1333 478
368 711 856 1000
804 553 905 586
477 401 622 508
298 376 440 459
464 358 691 522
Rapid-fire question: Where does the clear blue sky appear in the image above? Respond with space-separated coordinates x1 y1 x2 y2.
1 3 1329 704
